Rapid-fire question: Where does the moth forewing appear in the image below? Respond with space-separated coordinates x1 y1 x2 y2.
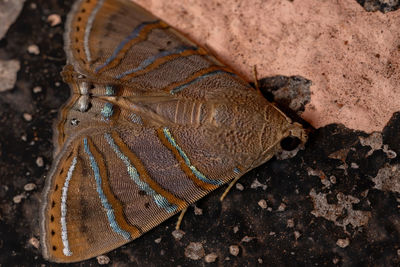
40 0 307 262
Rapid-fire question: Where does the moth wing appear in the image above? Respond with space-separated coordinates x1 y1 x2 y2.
41 123 241 263
64 0 252 95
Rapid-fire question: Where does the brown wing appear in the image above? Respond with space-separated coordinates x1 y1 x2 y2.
40 123 245 262
41 0 307 263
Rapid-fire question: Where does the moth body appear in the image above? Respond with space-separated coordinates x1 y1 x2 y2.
40 0 307 263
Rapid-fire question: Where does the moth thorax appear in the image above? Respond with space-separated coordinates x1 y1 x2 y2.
79 81 90 95
77 95 90 112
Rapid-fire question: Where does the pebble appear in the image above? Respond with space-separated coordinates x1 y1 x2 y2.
351 162 359 169
33 86 42 93
204 252 218 263
13 194 25 203
27 44 40 55
194 205 203 215
96 255 110 265
287 218 295 228
235 183 244 191
29 237 40 249
294 231 301 240
172 229 185 240
258 199 267 209
184 242 205 260
154 237 162 244
250 179 267 190
36 156 44 167
277 203 286 211
23 113 32 121
336 238 350 248
47 14 61 26
229 245 240 256
24 183 36 191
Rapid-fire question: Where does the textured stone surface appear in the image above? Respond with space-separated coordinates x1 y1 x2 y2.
134 0 400 132
0 1 399 266
0 59 20 92
0 0 25 40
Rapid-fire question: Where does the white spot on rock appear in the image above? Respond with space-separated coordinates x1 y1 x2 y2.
359 132 382 156
96 255 110 265
24 183 36 191
36 156 44 167
13 193 25 203
372 163 400 193
258 199 267 209
350 162 359 169
0 59 20 92
336 238 350 248
229 245 240 256
193 205 203 215
23 113 32 121
47 14 61 26
184 242 205 260
235 182 244 191
277 203 286 211
251 179 267 190
33 86 42 93
28 237 40 249
27 44 40 55
204 252 218 263
172 229 185 240
309 189 371 230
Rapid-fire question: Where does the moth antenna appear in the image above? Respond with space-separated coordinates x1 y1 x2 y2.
253 65 260 91
220 174 243 201
175 207 188 230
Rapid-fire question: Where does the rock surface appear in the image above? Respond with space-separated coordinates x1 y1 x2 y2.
0 0 399 266
0 0 25 40
134 0 400 132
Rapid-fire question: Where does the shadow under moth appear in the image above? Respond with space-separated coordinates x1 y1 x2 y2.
39 0 308 262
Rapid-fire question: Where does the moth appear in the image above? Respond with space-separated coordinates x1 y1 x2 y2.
40 0 307 262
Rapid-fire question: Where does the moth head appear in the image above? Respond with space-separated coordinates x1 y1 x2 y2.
278 122 308 156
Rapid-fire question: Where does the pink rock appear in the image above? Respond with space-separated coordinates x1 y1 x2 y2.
133 0 400 132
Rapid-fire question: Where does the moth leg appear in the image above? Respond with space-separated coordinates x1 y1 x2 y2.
220 174 242 201
175 207 188 230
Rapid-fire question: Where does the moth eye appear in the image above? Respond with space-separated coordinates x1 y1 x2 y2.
71 118 80 126
280 136 301 151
